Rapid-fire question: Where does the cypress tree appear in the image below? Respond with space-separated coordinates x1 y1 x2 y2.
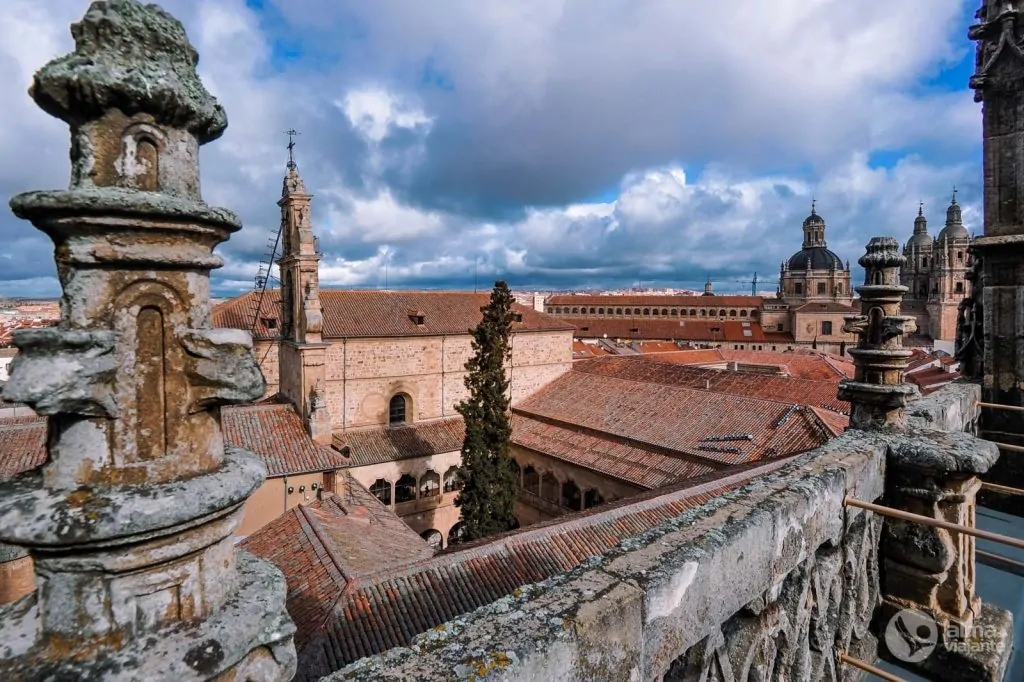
454 280 519 541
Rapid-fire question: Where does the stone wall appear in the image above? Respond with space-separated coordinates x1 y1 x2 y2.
320 331 570 430
327 383 989 682
330 431 886 682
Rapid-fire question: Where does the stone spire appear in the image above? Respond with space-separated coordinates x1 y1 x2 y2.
702 278 714 296
0 1 295 678
838 237 918 429
276 136 331 444
801 199 827 248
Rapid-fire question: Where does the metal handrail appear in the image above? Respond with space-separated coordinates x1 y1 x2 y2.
845 497 1024 551
838 653 907 681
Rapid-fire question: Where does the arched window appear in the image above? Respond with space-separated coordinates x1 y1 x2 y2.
561 480 582 511
750 310 758 318
523 466 540 494
448 522 466 546
955 281 964 294
923 257 928 268
421 529 443 549
370 478 392 506
795 283 804 295
718 309 726 317
589 307 596 314
419 470 440 497
672 309 680 316
541 472 560 503
389 394 408 425
572 307 579 314
690 309 697 316
598 308 605 315
584 489 604 509
395 474 416 503
633 308 641 315
700 309 706 316
443 466 462 493
615 308 623 315
816 282 826 295
643 308 650 315
652 308 659 316
729 310 737 317
661 308 669 316
740 310 747 317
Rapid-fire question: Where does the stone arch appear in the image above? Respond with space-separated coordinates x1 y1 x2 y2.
584 488 604 509
661 308 669 316
419 469 440 498
598 307 605 315
729 310 737 317
523 466 540 494
448 522 466 546
389 393 410 425
443 465 462 493
370 478 392 506
421 529 443 549
540 471 560 503
561 480 582 511
119 122 166 192
395 473 417 503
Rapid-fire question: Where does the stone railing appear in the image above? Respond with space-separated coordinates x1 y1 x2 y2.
326 382 1009 682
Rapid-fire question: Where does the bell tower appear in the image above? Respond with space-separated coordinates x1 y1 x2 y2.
276 133 331 444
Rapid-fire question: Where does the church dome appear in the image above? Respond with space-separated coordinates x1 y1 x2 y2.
906 203 932 249
937 192 969 241
803 211 825 227
787 247 844 271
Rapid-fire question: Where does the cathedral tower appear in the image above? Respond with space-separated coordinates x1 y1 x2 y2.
925 191 971 341
901 202 933 300
276 140 331 444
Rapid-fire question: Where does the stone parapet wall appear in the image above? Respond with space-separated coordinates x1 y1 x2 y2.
329 432 887 681
325 383 986 681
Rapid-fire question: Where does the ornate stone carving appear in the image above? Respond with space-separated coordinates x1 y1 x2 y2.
0 1 295 679
181 328 266 411
3 328 118 417
837 237 918 429
954 252 984 379
969 1 1024 101
665 511 881 682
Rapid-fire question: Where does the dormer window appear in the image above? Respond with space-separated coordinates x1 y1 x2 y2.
513 312 523 322
261 317 277 329
407 309 426 325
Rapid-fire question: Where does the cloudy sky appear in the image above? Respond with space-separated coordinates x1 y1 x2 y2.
0 0 983 297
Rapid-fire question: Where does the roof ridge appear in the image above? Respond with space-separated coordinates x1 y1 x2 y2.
296 502 352 588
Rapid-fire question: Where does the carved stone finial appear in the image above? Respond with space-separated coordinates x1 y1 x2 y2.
30 0 226 140
838 236 918 429
0 1 295 679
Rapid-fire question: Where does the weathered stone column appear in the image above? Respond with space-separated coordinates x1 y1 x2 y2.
837 236 919 428
0 1 295 679
840 238 1010 681
964 0 1024 516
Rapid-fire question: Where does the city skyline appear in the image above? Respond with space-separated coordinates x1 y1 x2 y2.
0 0 981 297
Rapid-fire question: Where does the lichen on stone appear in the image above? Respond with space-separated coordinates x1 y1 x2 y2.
29 0 227 142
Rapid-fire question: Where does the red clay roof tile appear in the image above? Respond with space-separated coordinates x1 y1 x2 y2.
337 417 465 467
213 290 573 340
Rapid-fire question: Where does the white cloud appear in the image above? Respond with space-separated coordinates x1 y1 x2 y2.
339 88 432 144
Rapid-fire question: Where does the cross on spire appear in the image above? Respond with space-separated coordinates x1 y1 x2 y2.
919 200 924 216
811 198 817 214
285 128 301 170
951 185 958 204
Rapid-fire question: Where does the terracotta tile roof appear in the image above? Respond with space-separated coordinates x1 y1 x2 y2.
222 404 347 477
512 414 717 489
808 407 849 437
762 330 796 343
571 341 609 359
0 416 46 480
213 290 574 340
908 368 960 395
337 417 465 467
573 356 850 414
638 348 725 365
563 317 768 343
241 480 435 650
514 367 837 466
0 405 351 483
293 457 794 679
633 340 682 353
546 294 762 307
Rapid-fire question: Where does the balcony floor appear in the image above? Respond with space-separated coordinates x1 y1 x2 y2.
871 507 1024 682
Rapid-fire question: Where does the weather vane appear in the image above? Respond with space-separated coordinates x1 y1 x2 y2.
285 128 301 170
